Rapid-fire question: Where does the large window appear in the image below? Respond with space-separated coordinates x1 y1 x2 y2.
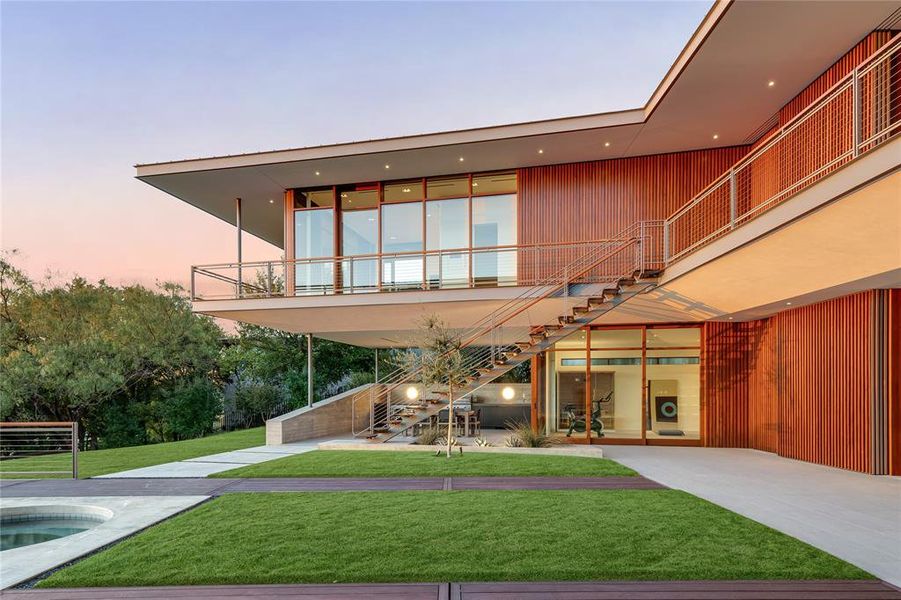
381 202 423 289
341 209 377 290
472 194 517 286
294 208 334 294
426 198 469 288
291 171 517 292
546 326 701 442
645 328 700 440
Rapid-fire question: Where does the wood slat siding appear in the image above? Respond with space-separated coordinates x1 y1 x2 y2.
747 319 779 453
776 293 873 472
518 148 747 246
701 322 751 448
704 292 883 474
779 31 896 125
888 289 901 476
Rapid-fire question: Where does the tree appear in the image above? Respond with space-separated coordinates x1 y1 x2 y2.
404 315 469 458
220 322 377 410
0 254 223 447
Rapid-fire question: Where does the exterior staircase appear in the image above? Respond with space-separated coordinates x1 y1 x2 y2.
351 221 664 442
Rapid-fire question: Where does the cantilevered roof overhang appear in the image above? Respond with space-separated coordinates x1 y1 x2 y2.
135 0 901 247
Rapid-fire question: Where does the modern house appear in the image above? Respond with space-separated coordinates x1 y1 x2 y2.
136 1 901 475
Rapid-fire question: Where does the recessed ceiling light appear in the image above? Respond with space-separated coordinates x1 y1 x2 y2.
315 171 320 176
472 182 479 187
604 142 611 147
728 317 733 320
786 302 792 306
384 164 390 169
458 157 464 162
538 149 544 154
712 134 719 140
341 193 348 198
767 80 775 87
268 199 274 204
402 188 411 193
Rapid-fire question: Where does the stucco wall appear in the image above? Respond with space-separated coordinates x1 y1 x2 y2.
266 384 371 445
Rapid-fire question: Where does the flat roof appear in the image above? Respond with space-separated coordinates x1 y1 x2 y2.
136 0 901 247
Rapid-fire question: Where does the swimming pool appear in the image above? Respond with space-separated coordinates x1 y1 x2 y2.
1 505 111 551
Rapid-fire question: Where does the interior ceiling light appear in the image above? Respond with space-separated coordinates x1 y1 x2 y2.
786 301 792 306
315 171 320 176
712 134 720 140
384 164 390 169
458 157 464 162
768 80 776 87
268 199 274 204
538 149 544 154
604 142 611 147
473 182 479 187
402 188 411 193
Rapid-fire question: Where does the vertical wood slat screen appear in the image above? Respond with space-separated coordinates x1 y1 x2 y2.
887 289 901 475
703 292 878 474
518 147 747 246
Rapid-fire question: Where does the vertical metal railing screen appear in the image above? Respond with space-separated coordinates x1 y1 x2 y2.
665 34 900 262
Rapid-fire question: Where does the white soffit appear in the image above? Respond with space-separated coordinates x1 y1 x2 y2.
135 0 900 247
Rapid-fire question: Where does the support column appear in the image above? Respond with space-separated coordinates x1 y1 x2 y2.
374 348 379 383
306 333 314 407
235 197 243 295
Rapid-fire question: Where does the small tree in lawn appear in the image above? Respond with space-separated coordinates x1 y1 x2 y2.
406 315 468 458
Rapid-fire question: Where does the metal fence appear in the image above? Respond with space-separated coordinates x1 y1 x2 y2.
0 422 79 478
665 34 900 262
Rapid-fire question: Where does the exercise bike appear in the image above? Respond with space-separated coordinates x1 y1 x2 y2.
565 390 612 437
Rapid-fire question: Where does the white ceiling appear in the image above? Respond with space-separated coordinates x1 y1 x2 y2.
136 0 901 248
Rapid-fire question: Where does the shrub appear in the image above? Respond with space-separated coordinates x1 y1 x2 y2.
414 426 459 446
504 420 557 448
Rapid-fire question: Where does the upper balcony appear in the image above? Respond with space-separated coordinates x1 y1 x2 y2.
189 33 900 314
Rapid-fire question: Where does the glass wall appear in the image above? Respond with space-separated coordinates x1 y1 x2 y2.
426 198 469 288
291 171 517 293
294 208 334 294
545 325 701 442
341 209 377 290
645 328 700 440
472 194 517 286
381 202 423 289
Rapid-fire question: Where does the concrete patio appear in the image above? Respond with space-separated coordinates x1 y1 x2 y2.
603 446 901 588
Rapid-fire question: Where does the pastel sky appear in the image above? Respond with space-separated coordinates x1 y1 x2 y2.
1 0 711 289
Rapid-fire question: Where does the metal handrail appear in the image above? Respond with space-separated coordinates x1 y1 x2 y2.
350 220 663 436
664 33 900 262
0 421 79 478
191 237 648 301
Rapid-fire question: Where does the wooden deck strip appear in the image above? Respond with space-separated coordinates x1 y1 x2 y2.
450 476 665 490
218 478 446 492
451 580 901 599
3 581 898 600
0 478 237 497
0 583 446 599
0 476 664 496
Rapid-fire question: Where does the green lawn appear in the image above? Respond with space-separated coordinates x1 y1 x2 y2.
210 449 637 478
0 427 264 479
38 490 870 587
